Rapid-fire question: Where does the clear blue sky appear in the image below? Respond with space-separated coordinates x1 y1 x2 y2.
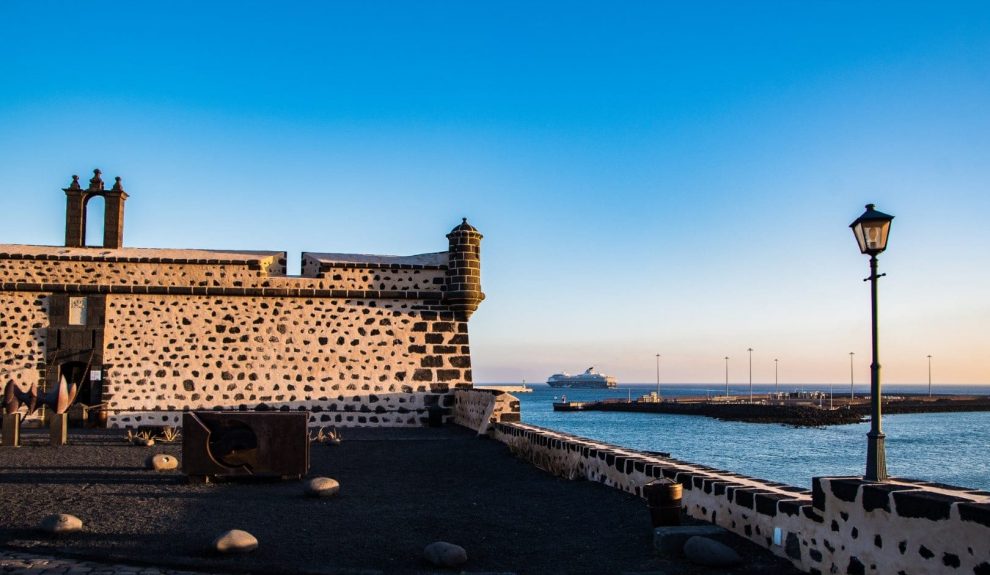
2 2 988 385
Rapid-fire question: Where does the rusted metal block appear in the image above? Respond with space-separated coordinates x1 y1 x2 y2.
182 411 309 482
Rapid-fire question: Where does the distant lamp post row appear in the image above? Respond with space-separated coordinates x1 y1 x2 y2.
850 203 894 483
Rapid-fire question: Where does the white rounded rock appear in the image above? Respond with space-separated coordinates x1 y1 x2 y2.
40 513 83 535
213 529 258 554
683 535 742 567
146 453 179 471
305 477 340 498
423 541 467 567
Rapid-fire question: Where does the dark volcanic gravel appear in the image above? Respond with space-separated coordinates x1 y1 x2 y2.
0 426 803 575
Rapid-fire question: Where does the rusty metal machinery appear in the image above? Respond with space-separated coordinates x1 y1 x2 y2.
182 412 309 483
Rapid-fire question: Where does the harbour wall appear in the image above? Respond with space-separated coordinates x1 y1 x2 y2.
454 390 990 575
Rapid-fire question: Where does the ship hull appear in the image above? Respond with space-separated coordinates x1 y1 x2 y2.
547 380 617 389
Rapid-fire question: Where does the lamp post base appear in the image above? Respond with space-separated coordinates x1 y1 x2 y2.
865 430 887 482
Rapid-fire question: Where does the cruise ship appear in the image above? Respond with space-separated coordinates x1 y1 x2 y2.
546 367 617 389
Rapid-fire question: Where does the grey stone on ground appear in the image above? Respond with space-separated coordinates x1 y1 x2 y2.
39 513 83 535
683 535 742 567
146 453 179 471
304 476 340 497
212 529 258 554
653 525 727 557
423 541 468 567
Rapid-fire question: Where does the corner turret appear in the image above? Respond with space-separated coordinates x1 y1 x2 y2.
444 218 484 320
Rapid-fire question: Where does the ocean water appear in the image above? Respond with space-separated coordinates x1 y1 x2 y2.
511 383 990 491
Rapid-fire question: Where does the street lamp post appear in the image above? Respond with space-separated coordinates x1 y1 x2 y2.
774 358 779 395
849 352 855 400
928 354 933 398
656 353 661 399
850 203 894 482
724 356 729 397
748 348 754 403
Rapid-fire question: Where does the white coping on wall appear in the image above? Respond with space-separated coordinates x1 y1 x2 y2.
506 422 809 497
304 252 449 266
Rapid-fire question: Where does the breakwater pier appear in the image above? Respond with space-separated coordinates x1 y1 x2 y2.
553 393 990 426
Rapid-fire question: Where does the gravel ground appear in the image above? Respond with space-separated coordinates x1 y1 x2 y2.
0 426 803 575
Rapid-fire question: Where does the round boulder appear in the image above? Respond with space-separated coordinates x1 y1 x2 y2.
683 535 742 567
423 541 468 568
213 529 258 554
133 437 155 447
39 513 83 535
146 453 179 471
305 477 340 498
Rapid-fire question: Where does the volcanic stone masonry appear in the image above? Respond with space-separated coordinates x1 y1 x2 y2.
0 169 485 428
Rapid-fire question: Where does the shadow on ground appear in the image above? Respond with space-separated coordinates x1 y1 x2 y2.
0 426 803 575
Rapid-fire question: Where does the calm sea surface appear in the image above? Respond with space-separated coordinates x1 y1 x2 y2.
509 383 990 491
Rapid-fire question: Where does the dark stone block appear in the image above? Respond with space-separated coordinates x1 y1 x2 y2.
812 477 826 510
958 502 990 528
874 534 882 548
975 562 990 575
893 490 966 521
830 478 862 503
809 549 822 562
802 506 824 523
898 540 906 554
919 545 934 559
420 355 443 368
943 553 960 568
734 489 755 509
862 483 917 512
785 532 801 560
778 500 803 517
755 493 786 516
412 369 433 382
847 557 865 575
435 369 460 382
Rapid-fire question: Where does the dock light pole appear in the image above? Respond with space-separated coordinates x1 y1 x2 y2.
748 348 753 403
656 353 661 398
724 356 729 397
850 203 894 482
849 352 855 400
928 355 933 398
774 358 778 395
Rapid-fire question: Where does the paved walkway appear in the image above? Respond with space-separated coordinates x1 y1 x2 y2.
0 551 215 575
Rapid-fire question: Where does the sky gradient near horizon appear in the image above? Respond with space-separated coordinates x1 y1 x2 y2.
1 2 988 385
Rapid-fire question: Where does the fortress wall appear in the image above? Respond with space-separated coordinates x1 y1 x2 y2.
0 292 48 392
308 267 446 292
492 421 990 575
101 295 472 428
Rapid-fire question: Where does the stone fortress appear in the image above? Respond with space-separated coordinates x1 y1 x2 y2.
0 169 485 429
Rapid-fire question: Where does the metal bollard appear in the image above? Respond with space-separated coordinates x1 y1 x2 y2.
644 478 683 526
2 413 21 447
